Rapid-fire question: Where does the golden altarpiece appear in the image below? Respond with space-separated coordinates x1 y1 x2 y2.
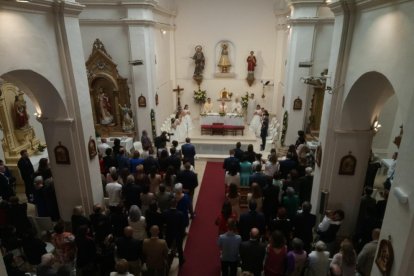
0 81 41 164
86 39 135 137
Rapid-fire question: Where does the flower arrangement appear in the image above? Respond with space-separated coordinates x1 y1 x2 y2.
241 92 249 109
37 144 47 152
193 88 207 104
219 111 226 116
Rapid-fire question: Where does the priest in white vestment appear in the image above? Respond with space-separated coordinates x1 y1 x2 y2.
218 100 228 113
202 97 214 113
247 93 257 124
231 98 243 114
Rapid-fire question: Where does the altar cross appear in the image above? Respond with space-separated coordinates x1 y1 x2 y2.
173 85 184 108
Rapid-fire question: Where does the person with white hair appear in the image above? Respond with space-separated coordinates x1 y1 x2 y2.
305 241 330 276
128 205 147 240
33 175 48 217
174 183 194 228
36 253 57 275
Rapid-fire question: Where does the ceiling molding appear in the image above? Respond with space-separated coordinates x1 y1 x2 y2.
79 18 175 30
0 0 84 16
288 17 335 25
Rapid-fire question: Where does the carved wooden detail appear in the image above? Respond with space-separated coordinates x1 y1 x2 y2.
86 39 134 137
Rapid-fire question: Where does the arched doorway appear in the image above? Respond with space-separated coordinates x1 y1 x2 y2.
0 70 103 220
322 71 397 234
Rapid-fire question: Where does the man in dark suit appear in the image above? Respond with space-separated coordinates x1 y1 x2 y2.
167 148 182 173
233 142 244 161
260 111 269 151
292 201 316 252
223 149 240 173
115 226 143 275
17 149 34 202
239 228 266 276
163 199 186 266
181 138 196 167
176 162 198 199
0 165 14 201
249 164 269 189
238 201 266 241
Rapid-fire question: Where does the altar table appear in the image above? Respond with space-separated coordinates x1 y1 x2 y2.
200 113 244 135
200 113 244 126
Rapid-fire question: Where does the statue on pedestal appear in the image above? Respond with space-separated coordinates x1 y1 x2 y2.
119 104 134 132
14 94 29 129
218 43 231 73
246 51 257 86
192 45 205 85
98 88 114 125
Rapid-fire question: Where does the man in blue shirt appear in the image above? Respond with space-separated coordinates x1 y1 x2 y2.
218 218 241 276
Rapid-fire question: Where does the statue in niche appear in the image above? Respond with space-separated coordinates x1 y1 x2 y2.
218 43 231 73
14 94 29 129
98 88 114 125
119 104 134 132
192 45 205 85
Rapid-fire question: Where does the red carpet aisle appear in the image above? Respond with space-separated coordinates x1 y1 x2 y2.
179 162 225 276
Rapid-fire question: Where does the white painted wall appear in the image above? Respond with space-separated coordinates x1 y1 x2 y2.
174 0 278 118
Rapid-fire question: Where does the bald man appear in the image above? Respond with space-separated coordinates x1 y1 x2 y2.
357 228 381 276
239 228 266 276
115 226 142 275
143 225 169 275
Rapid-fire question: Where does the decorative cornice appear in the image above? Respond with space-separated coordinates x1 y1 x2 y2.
37 117 75 125
334 129 373 135
78 0 176 17
0 0 84 16
328 0 411 15
79 18 175 29
287 17 335 25
288 0 326 6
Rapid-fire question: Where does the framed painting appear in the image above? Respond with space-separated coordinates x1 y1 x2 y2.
375 239 394 276
54 142 70 165
138 94 147 107
88 137 97 159
338 152 357 175
293 97 302 110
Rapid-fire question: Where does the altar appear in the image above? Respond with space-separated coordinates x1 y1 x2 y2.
200 113 244 126
200 113 244 135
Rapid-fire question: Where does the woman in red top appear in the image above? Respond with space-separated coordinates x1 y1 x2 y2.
264 230 287 276
215 201 237 235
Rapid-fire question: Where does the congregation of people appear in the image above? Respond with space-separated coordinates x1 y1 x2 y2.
0 133 199 276
0 128 393 276
217 132 392 276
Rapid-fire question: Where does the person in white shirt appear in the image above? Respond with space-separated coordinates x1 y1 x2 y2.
231 98 242 114
218 99 228 113
98 138 111 155
105 171 122 207
202 97 214 113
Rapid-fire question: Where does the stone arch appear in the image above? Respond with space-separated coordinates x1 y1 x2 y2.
1 69 68 119
340 71 396 130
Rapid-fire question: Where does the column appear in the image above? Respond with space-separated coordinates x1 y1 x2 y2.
127 25 157 140
284 0 325 144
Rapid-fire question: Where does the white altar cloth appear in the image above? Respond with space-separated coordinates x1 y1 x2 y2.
200 113 244 126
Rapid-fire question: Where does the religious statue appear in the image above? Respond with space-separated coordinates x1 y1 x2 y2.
192 45 205 85
218 43 231 73
14 94 29 129
119 104 134 132
98 88 114 125
246 51 257 86
202 97 213 114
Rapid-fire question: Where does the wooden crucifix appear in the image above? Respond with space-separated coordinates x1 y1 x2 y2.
173 85 184 109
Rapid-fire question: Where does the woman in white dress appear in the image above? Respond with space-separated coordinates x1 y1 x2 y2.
181 104 193 131
171 113 186 142
249 104 262 137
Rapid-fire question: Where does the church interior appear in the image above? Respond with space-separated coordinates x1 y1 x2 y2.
0 0 414 275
